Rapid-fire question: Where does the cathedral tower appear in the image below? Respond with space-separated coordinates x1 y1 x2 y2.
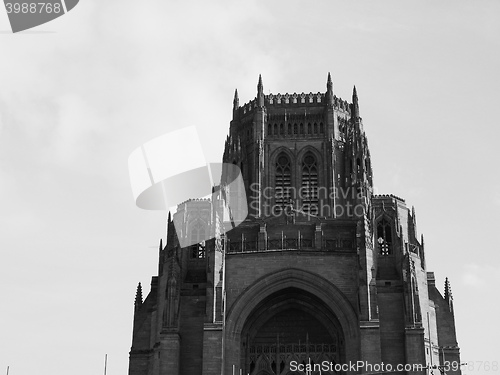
128 75 461 375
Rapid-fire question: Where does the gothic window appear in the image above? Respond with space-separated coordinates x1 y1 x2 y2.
274 124 278 135
301 152 318 213
280 124 284 135
307 123 312 134
288 124 292 135
293 124 298 135
300 123 304 134
377 219 392 256
314 123 318 134
190 221 206 259
320 122 324 133
275 153 292 208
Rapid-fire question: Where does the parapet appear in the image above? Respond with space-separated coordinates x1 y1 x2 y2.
236 92 353 118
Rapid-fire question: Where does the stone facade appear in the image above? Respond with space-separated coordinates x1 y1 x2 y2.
128 75 461 375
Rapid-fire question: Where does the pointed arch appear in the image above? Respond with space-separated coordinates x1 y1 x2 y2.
189 220 206 258
301 151 319 213
376 218 393 256
224 268 360 374
275 152 292 208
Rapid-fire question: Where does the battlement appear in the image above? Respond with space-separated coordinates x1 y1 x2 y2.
236 93 352 117
373 194 406 203
176 197 211 209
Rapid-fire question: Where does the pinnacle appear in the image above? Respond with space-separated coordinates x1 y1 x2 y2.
257 74 263 93
444 277 453 300
135 282 143 306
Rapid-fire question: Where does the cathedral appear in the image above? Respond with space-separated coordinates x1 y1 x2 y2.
128 74 461 375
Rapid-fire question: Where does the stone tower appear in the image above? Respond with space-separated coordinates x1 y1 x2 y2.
128 75 461 375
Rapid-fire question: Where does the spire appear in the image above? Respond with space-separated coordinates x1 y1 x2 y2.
233 89 239 112
158 237 164 275
166 213 175 247
444 277 454 313
134 282 143 310
352 85 360 119
444 277 452 300
257 74 264 107
326 72 334 106
412 206 417 235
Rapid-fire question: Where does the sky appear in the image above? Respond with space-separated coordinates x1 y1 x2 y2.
0 1 499 374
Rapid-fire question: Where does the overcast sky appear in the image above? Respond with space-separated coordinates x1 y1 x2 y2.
1 1 499 374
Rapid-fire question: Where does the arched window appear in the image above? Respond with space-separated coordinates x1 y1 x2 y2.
320 122 324 133
279 123 284 135
190 221 206 259
377 219 392 255
287 124 291 135
293 123 298 135
274 124 278 135
301 152 318 213
275 153 291 208
300 123 304 134
307 123 312 134
314 123 318 134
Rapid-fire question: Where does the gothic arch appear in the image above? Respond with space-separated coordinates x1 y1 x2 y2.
296 146 322 169
224 268 360 373
270 146 295 166
268 147 297 204
296 147 323 212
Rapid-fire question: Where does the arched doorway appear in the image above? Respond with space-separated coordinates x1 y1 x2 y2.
241 287 343 375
